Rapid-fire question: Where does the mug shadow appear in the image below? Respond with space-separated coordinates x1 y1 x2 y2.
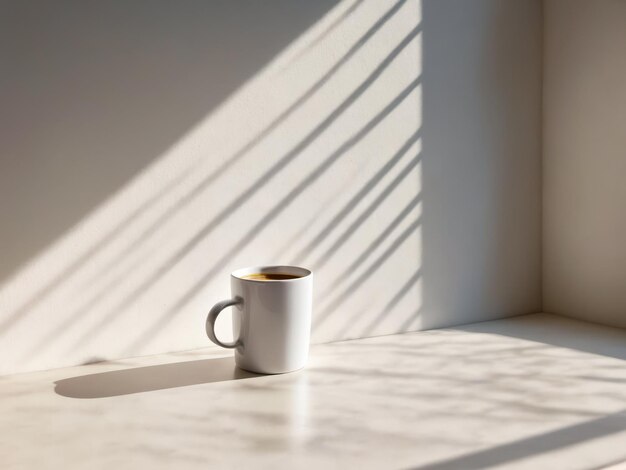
54 356 263 399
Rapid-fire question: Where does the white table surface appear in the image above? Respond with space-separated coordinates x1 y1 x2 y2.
2 313 626 470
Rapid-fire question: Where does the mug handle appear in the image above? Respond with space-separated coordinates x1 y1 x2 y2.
206 297 243 349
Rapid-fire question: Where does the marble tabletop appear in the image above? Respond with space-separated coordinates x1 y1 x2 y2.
2 313 626 470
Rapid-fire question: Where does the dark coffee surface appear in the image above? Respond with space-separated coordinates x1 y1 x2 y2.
241 273 300 281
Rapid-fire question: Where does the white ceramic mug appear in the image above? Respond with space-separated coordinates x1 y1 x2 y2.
206 265 313 374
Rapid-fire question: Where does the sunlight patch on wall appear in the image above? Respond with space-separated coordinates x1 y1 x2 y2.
0 0 423 374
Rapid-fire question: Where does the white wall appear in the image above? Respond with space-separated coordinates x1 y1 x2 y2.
544 0 626 328
0 0 542 375
420 0 542 329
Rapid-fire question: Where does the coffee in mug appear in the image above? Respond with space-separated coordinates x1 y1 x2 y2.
240 273 301 281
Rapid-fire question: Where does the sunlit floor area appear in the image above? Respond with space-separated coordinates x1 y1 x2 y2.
2 313 626 470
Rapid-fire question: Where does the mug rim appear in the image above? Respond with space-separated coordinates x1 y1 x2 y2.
231 265 312 283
